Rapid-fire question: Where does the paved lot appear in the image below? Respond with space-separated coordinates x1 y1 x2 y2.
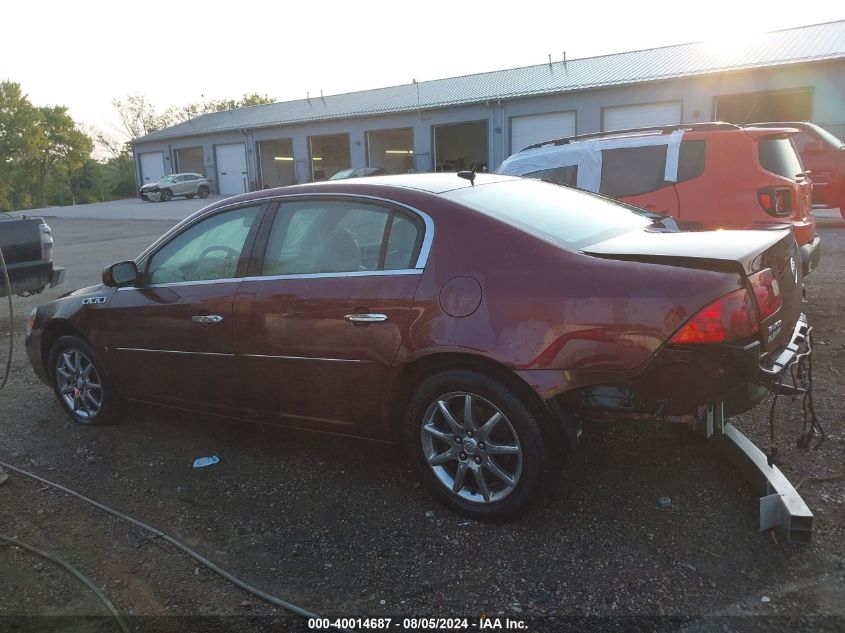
0 210 843 631
16 195 226 222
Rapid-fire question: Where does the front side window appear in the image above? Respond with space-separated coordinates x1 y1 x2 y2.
600 145 668 197
147 206 259 284
262 200 422 276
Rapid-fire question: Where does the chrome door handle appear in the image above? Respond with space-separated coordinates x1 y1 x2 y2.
344 313 388 323
192 315 224 324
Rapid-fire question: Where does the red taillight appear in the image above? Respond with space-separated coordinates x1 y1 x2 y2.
748 268 782 320
758 187 792 217
670 288 759 345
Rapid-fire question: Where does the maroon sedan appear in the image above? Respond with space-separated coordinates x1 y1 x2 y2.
26 174 808 520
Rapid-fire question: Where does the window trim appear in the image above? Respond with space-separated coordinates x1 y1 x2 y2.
135 202 269 287
249 194 433 280
125 193 434 289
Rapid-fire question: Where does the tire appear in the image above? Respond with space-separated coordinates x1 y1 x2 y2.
404 370 556 521
48 336 118 425
186 194 195 199
160 189 173 202
197 186 210 198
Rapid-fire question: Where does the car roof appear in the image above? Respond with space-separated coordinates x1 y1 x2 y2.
210 173 518 206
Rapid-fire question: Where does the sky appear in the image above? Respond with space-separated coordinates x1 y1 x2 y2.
2 0 843 145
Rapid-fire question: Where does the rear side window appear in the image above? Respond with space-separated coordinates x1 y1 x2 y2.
677 140 706 182
261 200 421 276
523 165 578 187
758 138 803 179
599 145 667 197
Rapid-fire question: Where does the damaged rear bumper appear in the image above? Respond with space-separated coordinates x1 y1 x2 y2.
539 313 818 543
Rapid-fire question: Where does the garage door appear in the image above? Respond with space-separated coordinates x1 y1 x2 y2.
139 152 165 185
215 143 248 195
511 111 576 153
602 102 682 132
175 147 204 174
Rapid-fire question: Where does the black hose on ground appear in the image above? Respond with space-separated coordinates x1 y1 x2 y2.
0 245 13 391
0 459 327 623
0 534 130 633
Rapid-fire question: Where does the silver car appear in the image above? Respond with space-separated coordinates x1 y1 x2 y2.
139 173 213 202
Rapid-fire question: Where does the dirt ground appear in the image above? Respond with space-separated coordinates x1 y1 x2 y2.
0 216 843 633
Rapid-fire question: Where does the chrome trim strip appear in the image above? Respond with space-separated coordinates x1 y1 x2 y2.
114 347 233 357
241 269 422 283
241 354 368 363
117 268 423 290
117 278 241 291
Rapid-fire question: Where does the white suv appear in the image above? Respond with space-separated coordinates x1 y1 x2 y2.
140 173 213 202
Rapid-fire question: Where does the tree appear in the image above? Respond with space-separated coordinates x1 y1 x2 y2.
0 81 39 209
167 93 276 125
112 94 175 140
26 106 93 207
0 81 95 210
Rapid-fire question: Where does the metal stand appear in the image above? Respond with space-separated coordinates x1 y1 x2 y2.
708 403 813 544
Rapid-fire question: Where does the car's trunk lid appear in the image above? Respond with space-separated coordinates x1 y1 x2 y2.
584 227 803 355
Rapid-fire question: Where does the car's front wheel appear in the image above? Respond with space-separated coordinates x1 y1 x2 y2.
160 189 173 202
48 336 118 425
404 370 556 521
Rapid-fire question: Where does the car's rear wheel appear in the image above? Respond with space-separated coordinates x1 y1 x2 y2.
198 186 210 198
404 370 555 521
48 336 118 425
160 189 173 202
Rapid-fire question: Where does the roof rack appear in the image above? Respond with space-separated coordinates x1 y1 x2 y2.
522 122 741 151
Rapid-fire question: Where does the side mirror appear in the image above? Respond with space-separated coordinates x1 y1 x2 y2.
805 140 825 154
102 261 139 287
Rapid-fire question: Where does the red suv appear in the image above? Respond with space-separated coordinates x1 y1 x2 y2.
751 122 845 219
497 123 821 275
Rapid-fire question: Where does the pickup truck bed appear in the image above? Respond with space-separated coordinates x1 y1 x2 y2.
0 214 65 297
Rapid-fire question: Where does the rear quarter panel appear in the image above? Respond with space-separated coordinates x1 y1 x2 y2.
391 193 744 398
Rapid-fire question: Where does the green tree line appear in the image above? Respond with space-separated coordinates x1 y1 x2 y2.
0 82 274 212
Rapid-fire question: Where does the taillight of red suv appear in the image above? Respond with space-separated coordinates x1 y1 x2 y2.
758 187 792 217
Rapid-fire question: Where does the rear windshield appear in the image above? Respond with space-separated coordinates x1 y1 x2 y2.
758 138 803 179
441 179 652 250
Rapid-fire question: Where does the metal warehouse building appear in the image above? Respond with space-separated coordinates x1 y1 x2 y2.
132 20 845 195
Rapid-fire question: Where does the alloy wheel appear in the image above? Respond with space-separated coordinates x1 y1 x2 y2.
55 349 103 420
420 391 522 503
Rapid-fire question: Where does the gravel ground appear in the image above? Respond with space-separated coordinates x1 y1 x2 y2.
0 216 842 633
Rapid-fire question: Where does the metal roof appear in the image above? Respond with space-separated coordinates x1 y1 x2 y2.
134 20 845 144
